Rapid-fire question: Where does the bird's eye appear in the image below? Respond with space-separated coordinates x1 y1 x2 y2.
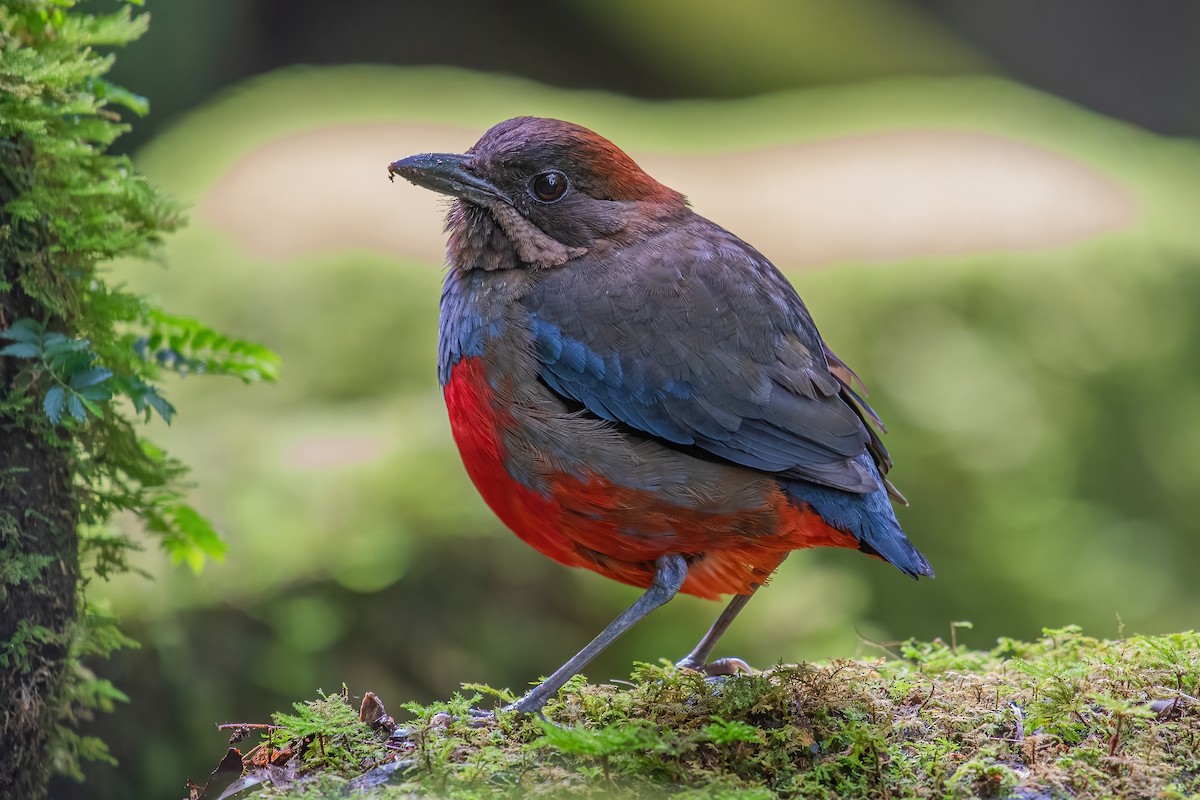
530 170 568 203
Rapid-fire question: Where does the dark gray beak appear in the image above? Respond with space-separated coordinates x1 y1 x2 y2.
387 153 508 206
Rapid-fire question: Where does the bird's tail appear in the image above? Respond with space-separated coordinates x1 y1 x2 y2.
785 454 934 579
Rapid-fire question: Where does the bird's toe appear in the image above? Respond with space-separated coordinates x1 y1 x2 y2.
676 655 754 677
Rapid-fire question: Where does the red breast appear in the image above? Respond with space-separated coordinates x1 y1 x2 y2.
444 358 862 600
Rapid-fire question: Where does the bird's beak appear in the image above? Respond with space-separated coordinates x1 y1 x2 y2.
387 153 509 206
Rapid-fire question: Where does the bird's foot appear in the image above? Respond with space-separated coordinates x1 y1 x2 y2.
460 707 503 726
675 655 754 677
386 706 502 744
496 697 549 719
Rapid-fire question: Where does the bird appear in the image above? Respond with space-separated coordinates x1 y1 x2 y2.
388 117 932 715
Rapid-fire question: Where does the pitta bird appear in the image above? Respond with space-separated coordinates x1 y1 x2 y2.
388 117 932 714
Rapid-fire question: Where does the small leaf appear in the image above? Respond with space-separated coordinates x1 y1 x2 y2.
59 351 94 375
79 385 113 402
164 504 226 572
68 394 87 422
69 367 113 389
44 387 65 424
88 78 150 117
0 342 40 358
0 319 43 344
143 391 175 424
79 397 105 419
44 338 89 365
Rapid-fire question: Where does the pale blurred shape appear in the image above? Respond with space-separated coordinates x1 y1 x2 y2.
201 123 1135 268
283 434 386 470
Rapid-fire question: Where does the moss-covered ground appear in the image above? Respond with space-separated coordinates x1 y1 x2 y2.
187 626 1200 799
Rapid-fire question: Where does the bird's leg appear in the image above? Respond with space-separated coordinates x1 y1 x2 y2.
505 553 689 715
675 555 787 676
675 593 755 676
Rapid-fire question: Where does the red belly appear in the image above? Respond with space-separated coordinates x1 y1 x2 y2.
443 358 859 599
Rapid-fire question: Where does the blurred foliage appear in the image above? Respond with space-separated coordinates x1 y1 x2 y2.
99 0 998 155
70 65 1200 799
566 0 988 93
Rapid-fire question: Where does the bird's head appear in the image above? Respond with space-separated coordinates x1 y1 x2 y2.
389 117 686 270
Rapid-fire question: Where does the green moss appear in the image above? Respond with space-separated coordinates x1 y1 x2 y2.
226 627 1199 799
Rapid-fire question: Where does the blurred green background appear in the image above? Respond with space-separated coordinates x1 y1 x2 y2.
58 1 1200 798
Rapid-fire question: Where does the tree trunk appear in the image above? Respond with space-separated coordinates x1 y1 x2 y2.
0 138 81 800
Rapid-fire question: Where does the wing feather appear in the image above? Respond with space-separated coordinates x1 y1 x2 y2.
522 223 894 494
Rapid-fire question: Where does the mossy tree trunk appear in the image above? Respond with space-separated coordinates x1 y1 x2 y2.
0 138 82 799
1 3 277 795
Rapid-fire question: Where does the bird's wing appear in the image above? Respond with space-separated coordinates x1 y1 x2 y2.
520 228 890 495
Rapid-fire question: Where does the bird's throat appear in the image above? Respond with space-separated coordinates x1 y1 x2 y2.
446 201 584 272
491 204 586 267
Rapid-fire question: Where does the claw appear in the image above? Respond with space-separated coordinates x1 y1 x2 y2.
498 698 549 719
467 707 499 725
